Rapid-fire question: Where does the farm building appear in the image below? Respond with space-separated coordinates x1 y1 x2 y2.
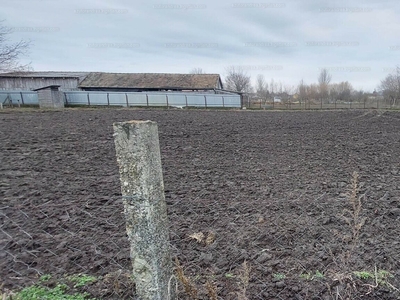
79 72 223 92
0 71 224 93
0 72 88 91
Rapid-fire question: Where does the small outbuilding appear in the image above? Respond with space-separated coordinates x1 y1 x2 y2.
33 85 64 109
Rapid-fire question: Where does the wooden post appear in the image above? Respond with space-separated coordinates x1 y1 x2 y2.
107 93 110 106
87 93 90 106
204 95 207 108
185 95 188 107
166 95 169 108
20 92 24 105
146 93 149 107
125 93 129 107
113 120 174 300
222 96 225 108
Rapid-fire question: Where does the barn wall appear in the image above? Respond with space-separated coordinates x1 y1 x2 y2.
0 77 80 91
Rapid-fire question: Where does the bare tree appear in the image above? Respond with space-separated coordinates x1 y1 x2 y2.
318 68 332 102
297 79 307 107
0 21 31 72
307 83 319 103
224 66 251 92
270 78 275 94
330 81 353 104
378 66 400 107
190 68 205 74
256 74 269 105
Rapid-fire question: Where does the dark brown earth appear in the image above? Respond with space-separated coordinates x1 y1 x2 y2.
1 109 400 299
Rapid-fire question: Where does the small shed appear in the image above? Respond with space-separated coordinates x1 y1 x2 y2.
33 85 64 109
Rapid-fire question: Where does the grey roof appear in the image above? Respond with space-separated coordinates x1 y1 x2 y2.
79 73 222 90
0 71 89 78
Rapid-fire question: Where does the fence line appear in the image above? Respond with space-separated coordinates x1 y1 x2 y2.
0 91 241 108
248 98 400 110
1 90 399 110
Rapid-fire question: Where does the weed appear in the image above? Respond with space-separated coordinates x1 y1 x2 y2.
300 270 324 281
188 232 204 244
205 281 218 300
205 231 216 246
342 171 366 244
273 273 286 280
354 271 374 280
67 274 97 288
237 260 251 300
39 274 52 282
175 258 198 299
188 231 216 246
225 273 236 278
353 267 399 294
13 284 94 300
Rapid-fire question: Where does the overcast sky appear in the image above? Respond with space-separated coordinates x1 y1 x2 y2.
2 0 399 92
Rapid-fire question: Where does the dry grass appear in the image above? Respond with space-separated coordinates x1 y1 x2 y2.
205 281 218 300
236 261 251 300
188 232 204 244
175 258 198 299
188 231 216 246
342 171 366 243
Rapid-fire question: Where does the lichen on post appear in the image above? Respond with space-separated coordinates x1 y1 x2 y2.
113 120 174 300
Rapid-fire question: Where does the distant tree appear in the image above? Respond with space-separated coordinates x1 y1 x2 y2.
281 85 295 104
378 66 400 107
0 21 31 72
352 90 368 106
318 68 332 102
190 68 205 74
256 74 269 104
297 79 307 106
329 81 353 103
270 78 275 95
224 66 251 92
307 83 319 102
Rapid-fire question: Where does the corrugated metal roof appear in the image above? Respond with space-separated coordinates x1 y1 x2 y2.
79 73 221 90
0 71 89 78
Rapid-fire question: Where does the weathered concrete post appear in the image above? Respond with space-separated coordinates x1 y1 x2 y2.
113 120 174 300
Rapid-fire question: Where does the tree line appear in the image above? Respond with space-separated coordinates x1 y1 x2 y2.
192 66 399 108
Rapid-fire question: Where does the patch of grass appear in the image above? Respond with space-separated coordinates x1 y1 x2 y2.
67 274 97 288
273 273 286 280
13 284 94 300
353 271 374 280
39 274 52 282
3 273 99 300
300 270 325 281
225 273 236 279
352 267 399 294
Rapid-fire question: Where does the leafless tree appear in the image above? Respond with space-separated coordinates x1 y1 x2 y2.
307 83 319 103
0 21 31 72
378 66 400 107
318 68 332 102
224 66 251 92
256 74 269 104
190 68 205 74
297 79 307 106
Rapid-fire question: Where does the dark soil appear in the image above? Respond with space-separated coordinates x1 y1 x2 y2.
1 109 400 299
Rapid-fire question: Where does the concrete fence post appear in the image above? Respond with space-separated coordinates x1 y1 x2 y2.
113 120 175 300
